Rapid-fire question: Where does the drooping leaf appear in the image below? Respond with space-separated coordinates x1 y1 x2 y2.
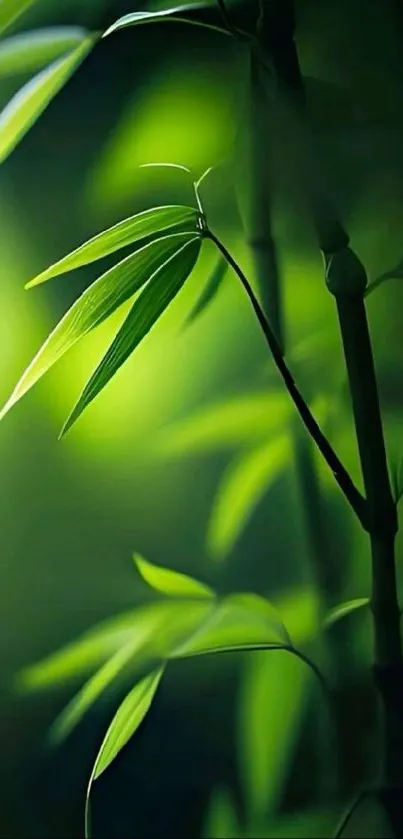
203 789 240 839
171 593 291 658
207 435 292 560
0 27 87 78
91 667 164 780
238 651 309 822
0 34 96 165
50 638 144 744
184 256 228 327
26 205 199 288
61 236 202 435
0 0 37 36
157 391 292 455
324 597 369 629
103 5 229 39
366 258 403 298
134 554 214 599
0 233 196 423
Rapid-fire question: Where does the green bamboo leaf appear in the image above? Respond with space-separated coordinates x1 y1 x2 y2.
0 27 87 78
184 256 228 327
158 391 292 455
0 0 37 36
171 593 291 657
0 233 196 423
324 597 369 629
26 205 199 288
238 652 309 822
207 434 292 560
134 554 214 599
91 667 164 780
103 5 229 39
203 789 240 839
61 236 201 436
0 33 96 165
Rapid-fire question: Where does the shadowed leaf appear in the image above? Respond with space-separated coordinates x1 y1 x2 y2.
61 237 201 435
0 27 88 78
0 0 38 36
184 256 228 327
134 554 214 599
26 205 199 287
366 258 403 297
203 789 240 838
324 598 369 629
0 233 196 423
0 33 96 165
103 5 229 39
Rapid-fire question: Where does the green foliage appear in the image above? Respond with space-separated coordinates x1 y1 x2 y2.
324 598 370 629
103 6 230 39
0 27 88 78
203 789 240 838
0 33 96 165
184 255 228 327
134 553 214 599
0 0 38 36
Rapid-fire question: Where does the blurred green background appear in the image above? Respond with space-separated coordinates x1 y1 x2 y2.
1 0 403 836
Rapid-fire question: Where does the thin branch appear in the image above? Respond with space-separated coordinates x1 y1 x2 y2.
206 230 369 530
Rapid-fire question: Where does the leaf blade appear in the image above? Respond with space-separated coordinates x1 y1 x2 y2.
26 205 200 287
61 237 201 435
324 597 369 629
184 256 227 327
0 233 196 422
102 5 229 38
92 666 164 779
0 27 88 78
134 554 214 599
0 0 37 36
0 33 96 165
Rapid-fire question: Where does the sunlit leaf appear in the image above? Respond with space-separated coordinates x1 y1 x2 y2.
134 554 214 599
238 651 309 821
204 789 240 839
27 205 199 288
171 593 290 658
158 391 292 455
184 256 228 327
103 5 229 39
17 599 213 693
61 236 201 435
0 34 96 165
50 638 143 743
207 435 292 559
0 0 37 36
0 233 196 423
274 587 320 646
0 27 87 78
324 597 369 629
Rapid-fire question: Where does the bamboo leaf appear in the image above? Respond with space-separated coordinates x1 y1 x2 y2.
203 789 240 839
0 34 96 165
184 256 228 327
324 598 369 629
207 435 292 560
0 27 87 78
171 593 291 657
0 233 196 422
103 5 229 39
91 667 164 780
26 205 199 288
158 391 292 455
134 554 214 599
61 237 201 435
0 0 37 36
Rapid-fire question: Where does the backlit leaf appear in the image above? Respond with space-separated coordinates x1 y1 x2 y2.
103 5 229 39
0 27 87 78
61 236 201 435
0 233 196 422
92 667 164 779
27 205 199 287
207 435 292 559
0 0 37 36
324 597 369 629
158 391 292 455
171 593 290 658
134 554 214 599
0 34 96 165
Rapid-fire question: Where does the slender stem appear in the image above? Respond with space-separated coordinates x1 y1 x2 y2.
206 229 368 529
